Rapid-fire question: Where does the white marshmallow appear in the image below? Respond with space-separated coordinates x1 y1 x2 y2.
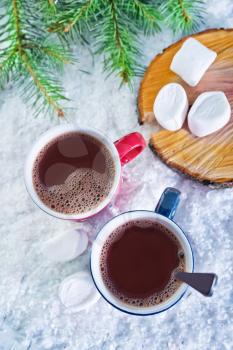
153 83 188 131
170 38 217 87
188 91 231 137
59 271 100 312
42 229 88 262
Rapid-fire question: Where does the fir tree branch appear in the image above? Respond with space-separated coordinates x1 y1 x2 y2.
48 0 161 83
0 0 73 116
178 0 191 23
0 51 15 71
12 0 21 46
64 0 95 33
41 0 57 15
125 0 162 35
48 0 99 37
22 43 73 65
42 47 71 65
95 0 142 83
15 0 65 116
21 52 65 117
0 51 17 87
0 0 206 116
161 0 205 33
108 0 124 57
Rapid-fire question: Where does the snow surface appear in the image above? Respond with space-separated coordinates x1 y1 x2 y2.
0 1 233 349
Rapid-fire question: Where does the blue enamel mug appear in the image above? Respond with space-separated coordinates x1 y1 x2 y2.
91 187 194 316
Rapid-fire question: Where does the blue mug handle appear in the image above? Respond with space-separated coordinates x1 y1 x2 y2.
155 187 181 220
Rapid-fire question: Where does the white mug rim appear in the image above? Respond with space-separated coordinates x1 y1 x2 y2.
90 210 194 316
24 124 122 220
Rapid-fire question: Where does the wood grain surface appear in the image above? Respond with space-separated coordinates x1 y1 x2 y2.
138 29 233 187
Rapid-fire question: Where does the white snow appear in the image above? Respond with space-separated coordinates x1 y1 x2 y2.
0 1 232 349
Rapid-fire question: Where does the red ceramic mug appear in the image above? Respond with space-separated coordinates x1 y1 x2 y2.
24 125 146 221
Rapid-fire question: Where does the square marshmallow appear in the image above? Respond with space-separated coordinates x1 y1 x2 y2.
170 38 217 87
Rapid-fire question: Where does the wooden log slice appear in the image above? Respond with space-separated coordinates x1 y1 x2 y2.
138 29 233 187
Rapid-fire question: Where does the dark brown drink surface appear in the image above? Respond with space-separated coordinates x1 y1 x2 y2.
32 132 115 214
100 220 185 307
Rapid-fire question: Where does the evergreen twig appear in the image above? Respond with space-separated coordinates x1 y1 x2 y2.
49 0 163 83
0 0 74 117
125 0 162 35
0 0 206 117
161 0 205 33
94 0 143 84
48 0 100 41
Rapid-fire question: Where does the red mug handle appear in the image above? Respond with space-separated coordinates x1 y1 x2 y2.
114 132 146 166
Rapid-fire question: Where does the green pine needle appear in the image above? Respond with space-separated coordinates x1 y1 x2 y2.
0 0 74 117
48 0 100 41
125 0 162 36
0 0 206 117
49 0 163 84
161 0 205 33
94 0 144 84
